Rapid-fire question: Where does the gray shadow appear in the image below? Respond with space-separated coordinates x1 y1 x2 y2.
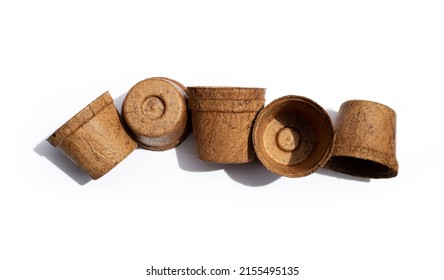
317 166 371 183
175 133 225 172
34 140 91 185
114 92 127 114
223 158 280 187
175 133 280 186
326 108 338 124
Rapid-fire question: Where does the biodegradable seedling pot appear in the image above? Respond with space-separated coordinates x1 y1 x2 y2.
253 95 334 177
122 77 190 151
327 100 398 178
188 86 266 100
48 92 137 180
188 87 265 163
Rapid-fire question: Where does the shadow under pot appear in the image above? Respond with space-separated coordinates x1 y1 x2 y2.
253 95 334 177
47 92 137 179
122 77 190 151
326 100 398 178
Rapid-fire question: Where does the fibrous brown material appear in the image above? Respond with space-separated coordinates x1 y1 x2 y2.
122 77 190 151
253 95 334 177
188 87 265 163
48 92 137 179
327 100 398 178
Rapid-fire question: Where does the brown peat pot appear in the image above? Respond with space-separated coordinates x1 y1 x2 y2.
327 100 398 178
122 77 190 151
188 87 265 163
48 92 137 179
253 95 334 177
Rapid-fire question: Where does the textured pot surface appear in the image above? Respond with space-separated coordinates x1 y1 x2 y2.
122 77 190 151
327 100 398 178
253 95 334 177
48 92 137 179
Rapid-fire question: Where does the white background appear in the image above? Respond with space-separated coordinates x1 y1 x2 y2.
1 0 444 279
